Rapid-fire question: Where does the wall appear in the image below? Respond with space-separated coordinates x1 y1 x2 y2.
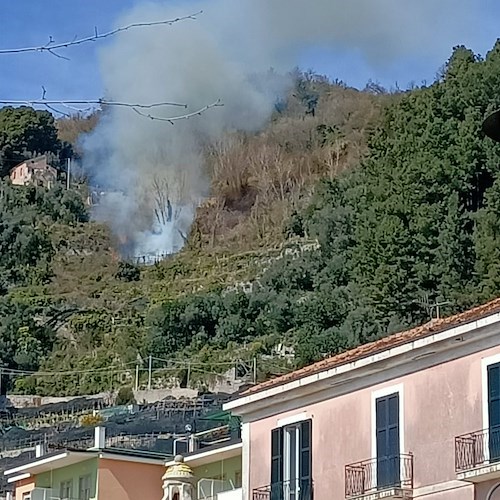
476 479 500 500
133 388 198 403
10 164 28 186
248 342 500 500
97 458 164 500
8 388 198 408
14 477 35 500
193 456 242 488
36 458 98 499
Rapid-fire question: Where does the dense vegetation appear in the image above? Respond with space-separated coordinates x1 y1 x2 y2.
1 44 500 396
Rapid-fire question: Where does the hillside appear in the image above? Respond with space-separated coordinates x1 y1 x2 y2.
2 44 500 397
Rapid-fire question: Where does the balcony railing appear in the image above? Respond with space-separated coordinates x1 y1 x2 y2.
252 479 313 500
455 427 500 472
198 478 238 500
345 454 413 498
30 487 82 500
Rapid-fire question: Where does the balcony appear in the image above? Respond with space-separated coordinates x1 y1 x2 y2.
345 454 413 499
455 427 500 482
30 488 81 500
252 480 313 500
198 478 242 500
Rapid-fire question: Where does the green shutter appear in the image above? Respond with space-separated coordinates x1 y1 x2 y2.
299 420 312 500
271 427 283 500
488 363 500 461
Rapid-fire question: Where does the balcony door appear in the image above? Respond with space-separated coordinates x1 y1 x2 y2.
488 363 500 461
376 393 400 489
284 424 300 500
271 420 312 500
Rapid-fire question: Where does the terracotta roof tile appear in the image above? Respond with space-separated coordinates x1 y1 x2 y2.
243 297 500 396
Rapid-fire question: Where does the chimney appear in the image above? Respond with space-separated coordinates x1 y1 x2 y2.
35 443 46 458
94 426 106 449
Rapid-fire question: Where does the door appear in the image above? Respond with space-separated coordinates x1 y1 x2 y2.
270 420 312 500
376 393 400 489
488 363 500 461
284 425 300 500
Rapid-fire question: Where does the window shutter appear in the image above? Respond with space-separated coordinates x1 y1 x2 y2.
488 363 500 461
271 427 283 484
489 364 500 427
271 427 283 500
300 419 312 500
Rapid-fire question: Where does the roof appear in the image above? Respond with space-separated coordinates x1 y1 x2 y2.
4 450 94 477
9 155 50 173
165 440 242 468
241 297 500 397
4 447 167 479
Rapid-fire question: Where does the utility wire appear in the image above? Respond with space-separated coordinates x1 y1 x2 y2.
0 12 202 59
151 356 238 367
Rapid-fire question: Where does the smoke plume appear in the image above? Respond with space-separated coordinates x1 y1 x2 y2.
83 0 475 260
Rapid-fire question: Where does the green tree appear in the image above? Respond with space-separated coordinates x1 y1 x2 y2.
0 106 62 176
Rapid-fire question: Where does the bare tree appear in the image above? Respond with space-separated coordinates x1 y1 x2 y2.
0 13 202 58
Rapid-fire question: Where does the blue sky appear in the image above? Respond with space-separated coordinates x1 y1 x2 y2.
0 0 499 102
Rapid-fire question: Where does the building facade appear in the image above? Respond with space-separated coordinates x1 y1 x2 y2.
10 156 57 188
225 298 500 500
4 424 242 500
4 449 165 500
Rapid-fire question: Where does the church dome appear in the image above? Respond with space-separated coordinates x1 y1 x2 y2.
162 455 195 481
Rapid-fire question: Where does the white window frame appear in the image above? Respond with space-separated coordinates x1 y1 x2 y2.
78 474 92 500
482 353 500 432
60 479 73 500
277 412 308 428
283 424 301 500
371 384 405 490
481 353 500 463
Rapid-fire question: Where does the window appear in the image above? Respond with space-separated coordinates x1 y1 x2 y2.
79 474 92 500
235 470 242 488
270 420 312 500
22 493 31 500
375 393 400 489
488 363 500 461
60 479 73 500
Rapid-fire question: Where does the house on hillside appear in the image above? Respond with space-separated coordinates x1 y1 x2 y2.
10 156 57 188
225 297 500 500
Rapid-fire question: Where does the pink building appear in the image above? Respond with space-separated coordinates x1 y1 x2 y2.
225 298 500 500
10 156 57 188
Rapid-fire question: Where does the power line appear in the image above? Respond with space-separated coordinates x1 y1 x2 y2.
151 356 237 367
1 361 138 377
0 12 202 59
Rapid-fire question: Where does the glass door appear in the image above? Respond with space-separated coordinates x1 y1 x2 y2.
284 425 300 500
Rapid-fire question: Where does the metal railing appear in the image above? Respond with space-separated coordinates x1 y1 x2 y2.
30 487 83 500
198 478 236 499
345 454 413 498
455 427 500 472
252 479 313 500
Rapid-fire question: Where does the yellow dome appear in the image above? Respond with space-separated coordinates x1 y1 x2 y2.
162 455 195 481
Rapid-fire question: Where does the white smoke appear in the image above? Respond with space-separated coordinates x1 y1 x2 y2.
83 0 475 259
